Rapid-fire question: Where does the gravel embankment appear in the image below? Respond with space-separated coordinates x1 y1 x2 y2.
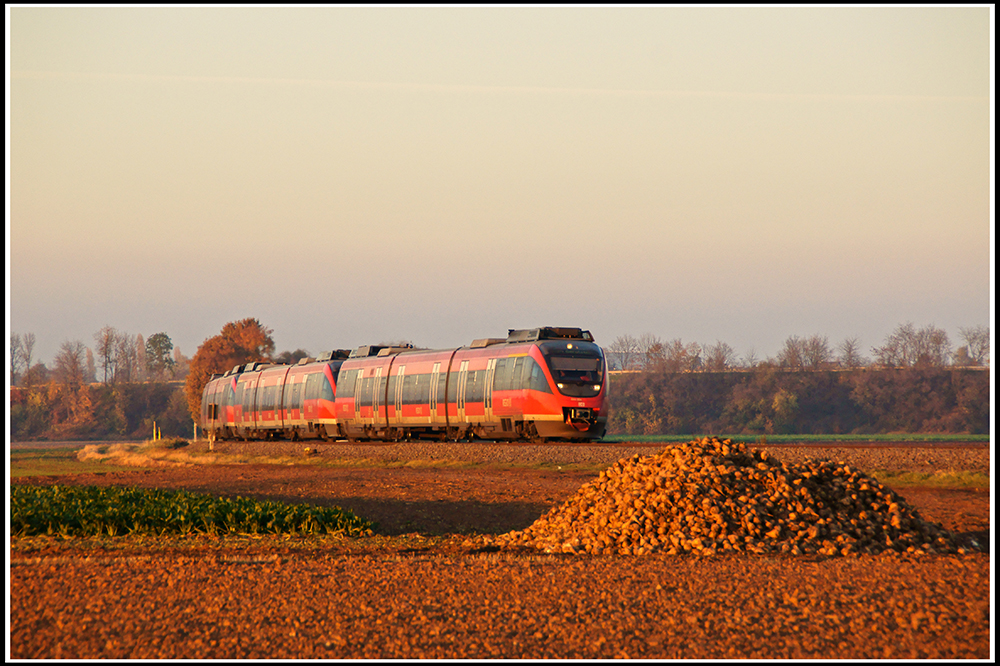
196 437 990 473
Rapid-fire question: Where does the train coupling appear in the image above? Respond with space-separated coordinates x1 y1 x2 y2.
564 407 597 431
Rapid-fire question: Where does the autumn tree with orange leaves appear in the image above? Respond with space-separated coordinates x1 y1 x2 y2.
183 318 275 422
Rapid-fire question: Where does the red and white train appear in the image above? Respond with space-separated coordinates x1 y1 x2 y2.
200 327 608 443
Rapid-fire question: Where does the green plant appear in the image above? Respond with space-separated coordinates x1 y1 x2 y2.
10 485 376 539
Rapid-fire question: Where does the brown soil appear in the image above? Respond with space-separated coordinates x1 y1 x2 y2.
9 441 992 659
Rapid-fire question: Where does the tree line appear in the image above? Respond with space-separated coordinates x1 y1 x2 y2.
8 319 991 441
605 366 989 436
10 327 192 441
9 319 302 441
603 322 990 436
10 329 190 389
606 323 990 372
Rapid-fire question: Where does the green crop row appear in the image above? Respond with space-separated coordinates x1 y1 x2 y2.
10 485 376 539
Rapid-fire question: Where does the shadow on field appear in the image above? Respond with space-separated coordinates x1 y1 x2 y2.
283 495 549 536
953 530 991 554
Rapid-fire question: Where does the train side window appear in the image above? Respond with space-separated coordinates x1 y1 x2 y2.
321 373 334 401
400 374 411 405
511 357 525 389
358 376 373 407
466 369 482 402
494 358 510 391
419 373 432 406
524 358 552 393
304 373 318 401
338 369 356 399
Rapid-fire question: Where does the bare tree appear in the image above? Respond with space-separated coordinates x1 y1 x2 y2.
11 333 37 386
704 340 737 371
10 333 24 386
114 333 139 383
872 323 952 367
94 326 119 384
777 336 805 369
802 335 832 369
608 334 640 371
636 333 665 371
22 333 36 379
663 339 702 372
740 347 760 369
958 325 990 366
914 325 951 367
54 340 87 388
837 336 867 368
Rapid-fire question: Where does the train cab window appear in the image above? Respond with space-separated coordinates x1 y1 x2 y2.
540 342 604 398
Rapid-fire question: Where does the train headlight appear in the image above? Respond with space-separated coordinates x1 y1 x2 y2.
593 385 601 390
557 383 564 389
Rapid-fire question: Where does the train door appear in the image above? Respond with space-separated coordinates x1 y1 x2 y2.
353 368 364 420
429 362 441 419
372 367 383 427
484 357 497 422
457 360 469 421
303 373 316 422
242 376 258 431
394 365 405 424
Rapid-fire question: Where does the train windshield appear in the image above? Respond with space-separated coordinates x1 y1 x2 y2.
539 341 604 398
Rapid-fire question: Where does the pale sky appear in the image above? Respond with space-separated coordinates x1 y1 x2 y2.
6 6 994 368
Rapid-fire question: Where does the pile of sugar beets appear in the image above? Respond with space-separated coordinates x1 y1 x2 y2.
493 437 962 556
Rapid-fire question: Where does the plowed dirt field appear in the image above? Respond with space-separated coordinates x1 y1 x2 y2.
8 440 993 660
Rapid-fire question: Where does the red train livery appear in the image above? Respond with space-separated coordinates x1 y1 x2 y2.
200 327 607 443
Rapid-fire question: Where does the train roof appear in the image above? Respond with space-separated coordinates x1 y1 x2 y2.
506 327 595 343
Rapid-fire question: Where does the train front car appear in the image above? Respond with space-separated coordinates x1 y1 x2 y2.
510 327 608 441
